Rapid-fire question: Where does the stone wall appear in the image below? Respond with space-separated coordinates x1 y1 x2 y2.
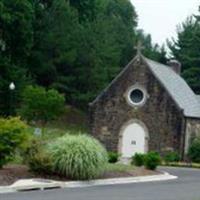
184 118 200 154
89 56 185 156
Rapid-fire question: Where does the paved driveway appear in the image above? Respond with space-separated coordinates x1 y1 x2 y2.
1 167 200 200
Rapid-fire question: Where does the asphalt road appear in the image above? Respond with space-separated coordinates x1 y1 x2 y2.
1 167 200 200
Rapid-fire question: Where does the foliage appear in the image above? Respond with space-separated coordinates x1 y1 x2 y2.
0 58 28 116
0 0 168 114
163 152 180 163
29 151 52 174
131 153 145 166
18 85 65 124
46 106 88 133
25 138 52 174
0 0 34 115
136 29 167 64
168 15 200 94
69 0 100 22
188 137 200 163
0 117 29 168
41 0 138 108
144 152 161 170
48 134 108 180
108 152 120 163
0 0 34 65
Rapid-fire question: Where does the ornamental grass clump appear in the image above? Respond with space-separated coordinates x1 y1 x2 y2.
48 134 108 180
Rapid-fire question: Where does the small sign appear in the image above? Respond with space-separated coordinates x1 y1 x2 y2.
34 128 42 136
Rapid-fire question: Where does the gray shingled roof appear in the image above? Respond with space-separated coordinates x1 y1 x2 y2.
197 95 200 104
143 56 200 118
90 54 200 118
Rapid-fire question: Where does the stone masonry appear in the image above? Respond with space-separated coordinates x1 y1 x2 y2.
89 56 187 157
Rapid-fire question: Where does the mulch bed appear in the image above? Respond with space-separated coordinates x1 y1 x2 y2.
0 165 35 186
101 168 160 179
0 165 161 186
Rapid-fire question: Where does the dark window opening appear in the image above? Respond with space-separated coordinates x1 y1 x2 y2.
130 89 144 104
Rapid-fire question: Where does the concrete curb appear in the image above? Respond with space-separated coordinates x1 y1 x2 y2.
0 172 177 194
64 172 177 188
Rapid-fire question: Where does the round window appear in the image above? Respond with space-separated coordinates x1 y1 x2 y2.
130 89 144 104
127 87 146 107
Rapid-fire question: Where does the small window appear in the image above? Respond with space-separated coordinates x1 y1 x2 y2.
130 89 144 104
127 87 147 107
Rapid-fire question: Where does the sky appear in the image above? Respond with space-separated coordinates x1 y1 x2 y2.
131 0 199 46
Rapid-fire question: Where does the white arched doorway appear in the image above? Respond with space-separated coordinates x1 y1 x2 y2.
119 121 148 158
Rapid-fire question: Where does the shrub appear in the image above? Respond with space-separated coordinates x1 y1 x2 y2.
48 134 108 180
108 152 120 163
188 137 200 163
131 153 145 166
0 117 29 168
18 85 65 124
144 152 161 170
25 138 52 174
164 152 180 163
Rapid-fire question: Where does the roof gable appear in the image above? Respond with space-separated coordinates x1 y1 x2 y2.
90 54 200 118
143 56 200 118
90 55 140 105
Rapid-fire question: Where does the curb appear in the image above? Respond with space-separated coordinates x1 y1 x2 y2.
64 172 177 188
0 172 177 194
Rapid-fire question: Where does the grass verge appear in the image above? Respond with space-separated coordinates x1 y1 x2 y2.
161 162 200 169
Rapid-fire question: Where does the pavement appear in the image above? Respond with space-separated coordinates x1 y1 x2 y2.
1 167 200 200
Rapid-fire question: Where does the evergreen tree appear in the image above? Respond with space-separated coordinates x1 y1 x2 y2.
0 58 28 115
0 0 34 66
28 0 79 86
0 0 169 113
0 0 33 115
29 0 138 108
136 29 167 64
168 16 200 94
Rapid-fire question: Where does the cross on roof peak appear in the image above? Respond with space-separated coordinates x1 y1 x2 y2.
134 41 144 55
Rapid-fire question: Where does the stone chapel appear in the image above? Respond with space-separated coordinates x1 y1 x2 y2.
89 52 200 159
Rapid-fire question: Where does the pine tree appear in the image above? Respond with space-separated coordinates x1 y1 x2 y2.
0 0 33 115
136 29 167 64
168 16 200 94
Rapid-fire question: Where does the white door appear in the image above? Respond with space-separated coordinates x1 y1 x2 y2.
121 123 146 158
